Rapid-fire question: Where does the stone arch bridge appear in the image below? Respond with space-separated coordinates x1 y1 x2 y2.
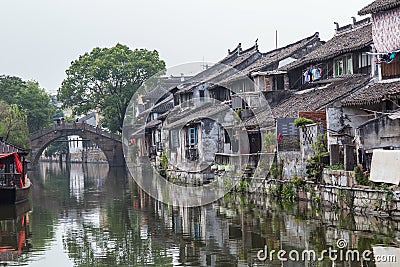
29 122 125 167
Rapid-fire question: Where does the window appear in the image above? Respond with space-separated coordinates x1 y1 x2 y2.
347 57 353 74
224 129 231 144
273 75 284 90
335 58 344 76
334 55 353 77
359 54 371 68
189 127 197 145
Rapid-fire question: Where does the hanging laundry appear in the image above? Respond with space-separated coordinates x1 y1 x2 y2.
377 51 397 64
308 66 313 81
303 70 310 83
312 66 321 81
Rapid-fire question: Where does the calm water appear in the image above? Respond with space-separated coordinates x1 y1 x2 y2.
0 162 399 266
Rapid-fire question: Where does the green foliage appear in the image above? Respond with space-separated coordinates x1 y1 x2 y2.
44 137 69 158
58 44 166 133
269 161 283 178
354 166 369 185
380 182 388 190
160 152 168 173
293 175 306 188
282 183 296 201
236 179 250 192
268 184 281 197
384 190 395 204
306 134 328 182
0 76 54 133
294 117 314 128
0 101 30 148
326 162 344 170
263 132 277 152
235 109 242 119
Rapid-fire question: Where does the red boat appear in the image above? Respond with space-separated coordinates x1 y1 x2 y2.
0 151 31 204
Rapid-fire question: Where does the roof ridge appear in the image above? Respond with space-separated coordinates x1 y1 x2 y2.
335 18 371 36
358 0 400 15
261 32 320 56
284 23 372 71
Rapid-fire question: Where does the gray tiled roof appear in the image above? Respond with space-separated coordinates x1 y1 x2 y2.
282 21 372 71
177 45 261 94
163 101 230 129
358 0 400 15
243 75 370 127
217 33 321 85
342 80 400 106
145 119 162 129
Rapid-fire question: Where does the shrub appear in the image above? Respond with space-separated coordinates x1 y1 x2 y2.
294 117 314 128
326 162 344 170
293 175 306 188
282 183 296 201
306 134 328 182
354 166 369 185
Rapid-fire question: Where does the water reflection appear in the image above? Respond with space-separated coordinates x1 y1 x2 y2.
18 163 400 266
0 201 31 266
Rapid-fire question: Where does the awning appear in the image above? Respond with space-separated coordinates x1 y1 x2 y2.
0 152 23 173
370 150 400 185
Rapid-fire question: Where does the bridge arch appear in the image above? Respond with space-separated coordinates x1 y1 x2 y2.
29 122 125 167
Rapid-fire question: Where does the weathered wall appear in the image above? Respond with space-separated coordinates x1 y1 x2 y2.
358 116 400 151
277 151 306 178
322 169 354 187
371 6 400 53
327 106 378 150
259 172 400 218
299 123 323 160
199 120 221 163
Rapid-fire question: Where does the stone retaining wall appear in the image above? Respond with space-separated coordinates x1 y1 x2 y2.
254 168 400 218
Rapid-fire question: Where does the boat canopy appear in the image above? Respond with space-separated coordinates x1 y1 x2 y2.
0 152 23 173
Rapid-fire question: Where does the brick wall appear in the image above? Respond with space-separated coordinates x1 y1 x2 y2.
298 110 327 130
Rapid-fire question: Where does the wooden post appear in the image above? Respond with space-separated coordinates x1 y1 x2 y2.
330 144 340 166
344 145 355 171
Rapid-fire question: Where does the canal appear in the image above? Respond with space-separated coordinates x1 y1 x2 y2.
0 162 399 266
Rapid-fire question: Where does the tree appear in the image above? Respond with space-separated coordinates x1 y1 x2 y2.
23 81 55 132
0 75 54 133
0 101 30 148
57 43 166 133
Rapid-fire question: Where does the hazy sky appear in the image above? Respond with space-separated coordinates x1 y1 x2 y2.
0 0 373 94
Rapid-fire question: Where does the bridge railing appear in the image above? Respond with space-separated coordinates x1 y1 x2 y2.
29 122 121 142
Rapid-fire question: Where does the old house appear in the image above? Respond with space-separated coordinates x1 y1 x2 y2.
281 18 375 89
205 34 324 174
238 18 375 177
359 0 400 79
335 0 400 170
128 76 190 164
162 43 263 177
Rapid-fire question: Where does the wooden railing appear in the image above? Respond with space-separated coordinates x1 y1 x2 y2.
0 173 23 187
